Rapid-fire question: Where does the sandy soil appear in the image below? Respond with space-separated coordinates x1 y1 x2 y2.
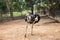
0 19 60 40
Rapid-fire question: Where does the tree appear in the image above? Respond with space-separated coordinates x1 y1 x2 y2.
0 0 8 21
48 0 59 18
25 0 40 14
5 0 14 19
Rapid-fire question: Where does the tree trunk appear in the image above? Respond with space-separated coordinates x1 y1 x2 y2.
49 6 56 18
9 0 14 19
31 5 34 14
0 12 3 22
9 6 14 19
5 0 14 19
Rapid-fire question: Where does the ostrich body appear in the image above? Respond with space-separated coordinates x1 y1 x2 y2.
25 14 40 24
25 13 40 37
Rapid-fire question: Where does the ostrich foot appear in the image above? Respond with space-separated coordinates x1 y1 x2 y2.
24 34 27 38
31 33 34 35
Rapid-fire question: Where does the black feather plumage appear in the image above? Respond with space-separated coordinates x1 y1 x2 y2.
25 14 40 24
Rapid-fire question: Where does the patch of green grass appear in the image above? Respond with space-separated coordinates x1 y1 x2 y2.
0 10 31 18
13 12 21 17
13 10 31 17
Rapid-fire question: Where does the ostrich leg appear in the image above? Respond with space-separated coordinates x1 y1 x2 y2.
31 21 35 35
25 23 28 38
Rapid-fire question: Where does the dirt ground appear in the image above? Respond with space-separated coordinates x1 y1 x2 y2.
0 19 60 40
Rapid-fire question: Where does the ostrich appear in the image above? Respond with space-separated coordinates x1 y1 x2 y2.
24 13 40 37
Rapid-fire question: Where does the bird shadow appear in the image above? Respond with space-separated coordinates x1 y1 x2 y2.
43 20 60 25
